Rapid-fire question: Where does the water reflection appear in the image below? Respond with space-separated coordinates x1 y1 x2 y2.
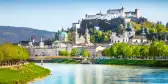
30 63 168 84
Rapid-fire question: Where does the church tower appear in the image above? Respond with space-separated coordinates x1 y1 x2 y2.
72 23 79 45
85 24 90 43
141 27 146 43
28 37 33 47
39 37 44 48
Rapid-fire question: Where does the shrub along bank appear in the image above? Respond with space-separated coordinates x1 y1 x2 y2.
0 63 50 84
96 59 168 67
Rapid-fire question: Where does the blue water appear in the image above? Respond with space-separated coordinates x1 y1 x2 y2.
29 63 168 84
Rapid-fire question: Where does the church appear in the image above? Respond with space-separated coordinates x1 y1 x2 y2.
110 18 147 45
72 22 92 46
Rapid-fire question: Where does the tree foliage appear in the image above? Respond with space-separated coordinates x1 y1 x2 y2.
81 49 90 57
0 43 29 66
70 48 78 56
58 50 69 56
102 41 168 59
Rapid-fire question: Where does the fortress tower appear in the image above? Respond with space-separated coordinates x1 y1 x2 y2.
121 7 126 18
135 9 140 18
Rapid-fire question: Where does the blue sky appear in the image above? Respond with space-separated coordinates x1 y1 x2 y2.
0 0 167 31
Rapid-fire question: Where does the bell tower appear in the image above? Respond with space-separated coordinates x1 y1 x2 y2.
85 24 90 43
72 23 79 45
39 37 44 48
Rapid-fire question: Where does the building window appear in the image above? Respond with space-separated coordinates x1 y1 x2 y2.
123 39 124 42
115 41 116 43
118 40 120 43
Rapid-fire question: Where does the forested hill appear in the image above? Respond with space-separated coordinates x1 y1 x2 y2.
0 26 55 44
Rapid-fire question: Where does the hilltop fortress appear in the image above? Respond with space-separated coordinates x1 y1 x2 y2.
85 7 140 20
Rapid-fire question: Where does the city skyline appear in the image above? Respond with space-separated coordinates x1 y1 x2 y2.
0 0 167 31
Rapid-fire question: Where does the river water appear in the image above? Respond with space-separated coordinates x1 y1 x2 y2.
29 63 168 84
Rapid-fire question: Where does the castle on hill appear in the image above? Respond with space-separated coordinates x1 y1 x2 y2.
85 7 140 20
17 7 149 57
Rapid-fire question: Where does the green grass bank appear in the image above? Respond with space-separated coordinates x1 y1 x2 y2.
96 59 168 67
0 63 50 84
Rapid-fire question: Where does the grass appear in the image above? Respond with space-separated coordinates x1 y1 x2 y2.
0 63 50 84
50 58 80 64
96 59 168 67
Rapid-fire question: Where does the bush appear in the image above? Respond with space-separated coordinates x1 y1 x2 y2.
59 50 70 56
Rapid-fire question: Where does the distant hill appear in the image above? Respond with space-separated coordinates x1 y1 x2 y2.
0 26 55 44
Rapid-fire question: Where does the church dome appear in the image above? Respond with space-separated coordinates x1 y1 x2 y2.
58 31 68 42
59 32 68 38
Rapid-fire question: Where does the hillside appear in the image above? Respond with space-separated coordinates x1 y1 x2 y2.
0 26 55 44
79 17 147 33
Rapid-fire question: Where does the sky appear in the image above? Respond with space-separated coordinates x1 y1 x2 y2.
0 0 168 31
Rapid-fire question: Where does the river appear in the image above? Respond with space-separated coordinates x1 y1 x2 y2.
29 63 168 84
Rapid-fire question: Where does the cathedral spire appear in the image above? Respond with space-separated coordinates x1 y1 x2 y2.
85 24 90 43
40 37 43 42
85 24 89 34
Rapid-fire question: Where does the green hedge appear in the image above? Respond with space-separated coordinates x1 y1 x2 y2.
96 59 168 67
0 63 50 84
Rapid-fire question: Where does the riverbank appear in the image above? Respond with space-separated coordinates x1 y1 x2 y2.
31 58 81 64
0 63 50 84
96 59 168 67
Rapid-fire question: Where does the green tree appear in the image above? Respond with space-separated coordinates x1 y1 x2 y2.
104 35 108 42
117 43 129 59
59 50 69 56
132 46 141 57
140 46 149 58
70 48 78 56
81 49 90 57
102 48 110 56
0 49 4 62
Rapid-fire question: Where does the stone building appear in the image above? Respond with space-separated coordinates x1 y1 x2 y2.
110 19 135 44
85 7 140 20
